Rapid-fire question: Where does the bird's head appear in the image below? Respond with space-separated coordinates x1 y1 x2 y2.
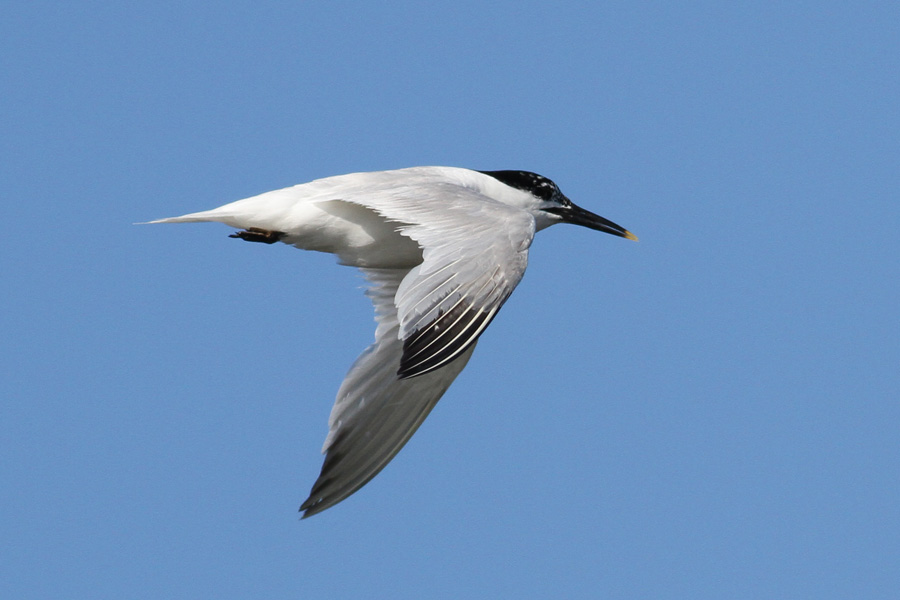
478 170 638 241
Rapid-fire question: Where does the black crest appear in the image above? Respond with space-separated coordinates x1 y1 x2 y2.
478 170 566 203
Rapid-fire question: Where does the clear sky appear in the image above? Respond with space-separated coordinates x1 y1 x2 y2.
2 2 898 598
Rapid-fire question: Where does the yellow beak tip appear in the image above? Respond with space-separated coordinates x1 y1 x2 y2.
624 231 639 242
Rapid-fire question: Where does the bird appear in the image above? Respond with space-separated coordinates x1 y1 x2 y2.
148 166 637 518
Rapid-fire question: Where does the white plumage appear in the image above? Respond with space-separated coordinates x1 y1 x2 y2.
148 166 636 517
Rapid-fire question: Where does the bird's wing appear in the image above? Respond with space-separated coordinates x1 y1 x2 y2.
345 184 537 378
301 191 536 517
300 268 477 518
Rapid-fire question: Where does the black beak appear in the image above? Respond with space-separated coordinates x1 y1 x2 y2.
551 202 638 241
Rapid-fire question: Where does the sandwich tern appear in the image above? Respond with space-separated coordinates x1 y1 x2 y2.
149 166 636 518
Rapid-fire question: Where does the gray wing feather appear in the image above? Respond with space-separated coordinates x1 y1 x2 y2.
302 178 536 516
300 269 475 518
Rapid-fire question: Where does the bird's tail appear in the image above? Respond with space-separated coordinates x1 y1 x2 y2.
137 188 299 228
137 207 243 227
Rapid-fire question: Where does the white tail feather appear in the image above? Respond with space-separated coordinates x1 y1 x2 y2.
139 209 228 224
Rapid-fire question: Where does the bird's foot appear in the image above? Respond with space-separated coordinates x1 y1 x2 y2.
229 228 286 244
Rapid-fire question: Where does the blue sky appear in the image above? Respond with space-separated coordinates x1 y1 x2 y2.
2 1 898 598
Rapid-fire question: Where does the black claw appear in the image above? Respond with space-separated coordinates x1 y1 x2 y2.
229 228 286 244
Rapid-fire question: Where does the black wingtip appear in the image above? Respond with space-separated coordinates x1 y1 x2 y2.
299 487 330 519
297 430 352 519
299 501 319 519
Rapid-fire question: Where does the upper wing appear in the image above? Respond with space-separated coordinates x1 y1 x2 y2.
345 179 536 378
300 268 477 518
302 175 537 516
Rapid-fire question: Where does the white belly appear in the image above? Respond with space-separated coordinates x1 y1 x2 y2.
282 199 422 268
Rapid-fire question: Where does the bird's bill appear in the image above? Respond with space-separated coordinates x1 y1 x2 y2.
566 203 638 241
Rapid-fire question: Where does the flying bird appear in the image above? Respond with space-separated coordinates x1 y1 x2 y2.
149 166 636 518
